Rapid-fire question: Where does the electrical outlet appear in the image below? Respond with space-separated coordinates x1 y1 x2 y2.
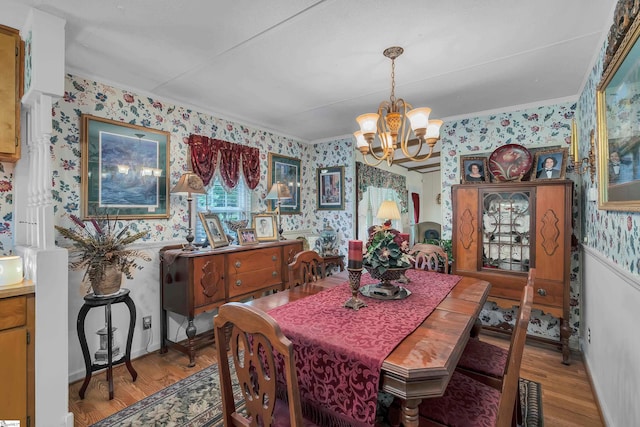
143 316 152 330
587 327 591 344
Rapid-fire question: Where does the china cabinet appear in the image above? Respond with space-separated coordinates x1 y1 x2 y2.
0 24 23 162
452 180 572 364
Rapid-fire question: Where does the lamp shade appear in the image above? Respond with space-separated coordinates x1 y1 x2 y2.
170 172 206 195
266 182 292 200
376 200 401 220
0 255 23 286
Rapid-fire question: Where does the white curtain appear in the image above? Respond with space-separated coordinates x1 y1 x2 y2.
358 187 401 241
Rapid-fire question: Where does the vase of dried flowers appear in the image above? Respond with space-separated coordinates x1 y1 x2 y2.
55 214 150 296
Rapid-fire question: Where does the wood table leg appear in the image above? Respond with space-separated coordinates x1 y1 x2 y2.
401 398 421 427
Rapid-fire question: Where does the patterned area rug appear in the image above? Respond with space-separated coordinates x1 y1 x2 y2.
91 365 543 427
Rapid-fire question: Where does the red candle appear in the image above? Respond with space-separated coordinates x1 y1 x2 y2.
348 240 363 269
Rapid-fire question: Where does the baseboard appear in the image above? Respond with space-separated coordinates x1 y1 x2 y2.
580 341 610 426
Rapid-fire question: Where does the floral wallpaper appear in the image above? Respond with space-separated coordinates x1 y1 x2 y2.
439 102 580 345
0 162 13 254
0 74 359 258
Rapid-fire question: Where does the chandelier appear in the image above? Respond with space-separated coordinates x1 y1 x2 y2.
354 47 443 166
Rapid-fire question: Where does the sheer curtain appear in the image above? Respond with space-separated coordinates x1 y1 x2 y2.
357 186 401 241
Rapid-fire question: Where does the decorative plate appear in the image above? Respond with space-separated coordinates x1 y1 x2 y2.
488 144 533 181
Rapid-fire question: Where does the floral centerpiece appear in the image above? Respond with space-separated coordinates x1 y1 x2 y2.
364 226 413 274
55 214 150 295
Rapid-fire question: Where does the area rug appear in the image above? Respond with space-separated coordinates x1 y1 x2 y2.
91 366 543 427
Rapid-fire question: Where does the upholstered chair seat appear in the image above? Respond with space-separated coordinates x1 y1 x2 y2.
417 371 501 427
458 338 509 381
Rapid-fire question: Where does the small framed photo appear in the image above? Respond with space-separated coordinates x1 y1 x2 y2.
238 228 259 246
460 156 489 184
317 166 345 210
253 213 277 242
198 212 229 248
532 148 568 181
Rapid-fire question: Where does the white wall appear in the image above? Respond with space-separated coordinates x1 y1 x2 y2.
582 246 640 426
421 170 442 223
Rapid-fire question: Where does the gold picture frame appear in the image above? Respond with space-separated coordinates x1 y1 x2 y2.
238 228 259 246
253 213 277 242
460 156 489 184
531 148 568 181
198 212 229 248
596 8 640 211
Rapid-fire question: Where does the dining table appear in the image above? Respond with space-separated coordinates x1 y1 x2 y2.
246 268 491 427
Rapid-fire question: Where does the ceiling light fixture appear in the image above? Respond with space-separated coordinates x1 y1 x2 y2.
354 46 443 167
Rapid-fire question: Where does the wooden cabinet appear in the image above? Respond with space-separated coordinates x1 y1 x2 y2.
160 240 302 365
452 180 572 364
0 285 35 426
0 24 23 162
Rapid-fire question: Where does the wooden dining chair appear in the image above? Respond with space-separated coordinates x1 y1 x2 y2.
454 268 536 425
287 250 325 289
411 243 449 273
214 302 319 427
415 284 534 427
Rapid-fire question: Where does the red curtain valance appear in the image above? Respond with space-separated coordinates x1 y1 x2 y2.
187 134 260 190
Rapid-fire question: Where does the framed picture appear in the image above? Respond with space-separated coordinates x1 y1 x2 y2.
531 148 568 181
238 228 259 245
268 153 301 214
460 156 489 184
596 14 640 211
81 114 170 219
198 212 229 248
317 166 345 210
253 213 277 242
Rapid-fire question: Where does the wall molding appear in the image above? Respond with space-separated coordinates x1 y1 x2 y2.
582 245 640 293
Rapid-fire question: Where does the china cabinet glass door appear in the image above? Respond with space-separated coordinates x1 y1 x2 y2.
481 189 532 272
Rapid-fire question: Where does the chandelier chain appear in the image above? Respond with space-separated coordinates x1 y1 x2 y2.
390 58 396 103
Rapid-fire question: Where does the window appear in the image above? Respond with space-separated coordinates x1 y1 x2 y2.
194 178 251 244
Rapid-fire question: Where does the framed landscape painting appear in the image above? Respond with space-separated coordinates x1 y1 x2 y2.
81 114 170 219
317 166 345 210
268 153 301 214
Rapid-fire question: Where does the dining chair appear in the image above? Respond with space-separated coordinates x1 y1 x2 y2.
415 284 534 427
457 268 536 389
411 243 449 273
213 302 319 427
287 250 325 289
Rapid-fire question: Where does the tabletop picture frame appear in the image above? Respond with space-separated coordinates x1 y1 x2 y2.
253 213 277 242
198 212 229 248
317 166 345 210
460 156 489 184
81 114 170 219
238 228 259 246
531 148 568 181
268 153 301 214
596 12 640 211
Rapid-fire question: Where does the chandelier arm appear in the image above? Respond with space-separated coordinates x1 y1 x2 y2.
401 144 436 163
360 152 386 167
400 136 425 158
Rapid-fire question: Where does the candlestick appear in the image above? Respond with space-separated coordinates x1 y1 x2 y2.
348 240 363 269
343 267 367 310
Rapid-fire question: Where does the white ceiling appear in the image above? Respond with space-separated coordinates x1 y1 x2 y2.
7 0 617 172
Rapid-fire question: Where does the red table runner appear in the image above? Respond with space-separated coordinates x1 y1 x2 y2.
267 269 462 427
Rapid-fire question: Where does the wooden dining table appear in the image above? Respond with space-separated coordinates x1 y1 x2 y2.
246 269 491 427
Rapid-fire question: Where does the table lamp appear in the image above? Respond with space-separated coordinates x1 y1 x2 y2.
170 159 207 251
376 200 401 228
265 182 291 240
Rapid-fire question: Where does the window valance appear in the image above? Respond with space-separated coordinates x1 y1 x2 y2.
187 134 260 190
356 162 408 212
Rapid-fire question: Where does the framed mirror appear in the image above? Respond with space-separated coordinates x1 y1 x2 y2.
596 13 640 211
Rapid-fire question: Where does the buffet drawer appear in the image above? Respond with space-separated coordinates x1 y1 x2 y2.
0 295 26 330
227 247 281 297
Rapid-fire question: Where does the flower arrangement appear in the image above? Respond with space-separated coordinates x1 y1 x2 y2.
364 226 413 274
55 214 150 293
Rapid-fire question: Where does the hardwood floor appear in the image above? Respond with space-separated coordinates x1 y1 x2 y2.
69 335 604 426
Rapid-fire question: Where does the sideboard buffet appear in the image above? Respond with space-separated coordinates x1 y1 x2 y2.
159 240 303 366
452 179 573 364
